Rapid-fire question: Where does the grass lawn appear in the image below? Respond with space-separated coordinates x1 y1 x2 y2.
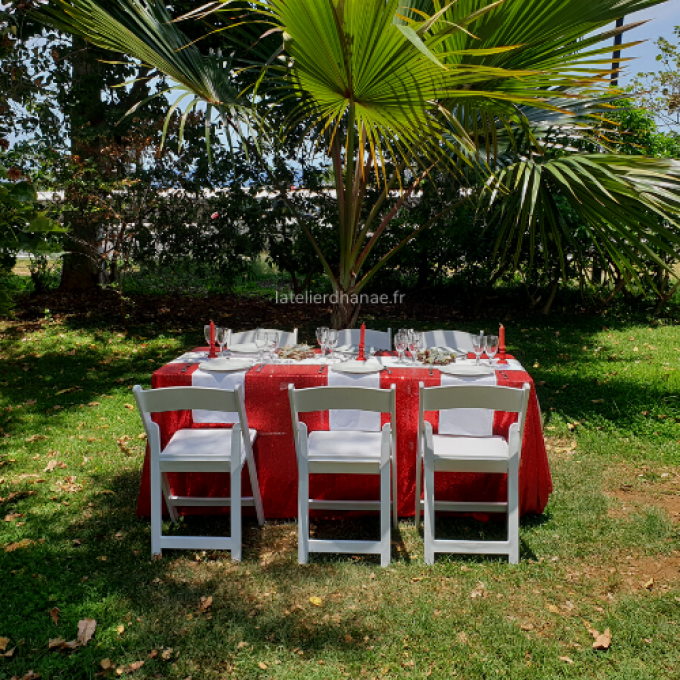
1 302 679 679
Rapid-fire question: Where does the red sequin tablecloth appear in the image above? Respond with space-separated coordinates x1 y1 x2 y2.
136 351 552 519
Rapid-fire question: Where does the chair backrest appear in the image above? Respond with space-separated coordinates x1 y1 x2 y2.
423 329 475 353
230 328 298 347
289 385 397 440
336 328 392 351
133 384 252 446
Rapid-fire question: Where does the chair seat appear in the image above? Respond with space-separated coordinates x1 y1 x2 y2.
432 434 509 473
161 428 256 471
308 430 383 462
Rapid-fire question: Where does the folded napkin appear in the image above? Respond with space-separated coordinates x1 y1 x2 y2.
191 368 247 424
170 351 209 364
327 368 381 432
438 371 497 436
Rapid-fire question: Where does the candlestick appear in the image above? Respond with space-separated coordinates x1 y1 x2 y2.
209 320 217 358
498 323 507 364
358 322 366 361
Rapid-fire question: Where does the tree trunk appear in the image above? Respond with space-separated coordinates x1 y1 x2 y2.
330 290 362 329
59 38 108 292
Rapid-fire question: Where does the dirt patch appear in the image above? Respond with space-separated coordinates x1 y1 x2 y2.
605 478 680 522
612 552 680 593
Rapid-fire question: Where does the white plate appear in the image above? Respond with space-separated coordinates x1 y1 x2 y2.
198 358 253 372
331 360 384 374
438 363 495 377
335 344 358 354
432 346 467 357
228 343 259 354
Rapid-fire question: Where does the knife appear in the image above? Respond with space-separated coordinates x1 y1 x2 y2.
256 363 267 373
383 366 392 375
318 365 326 374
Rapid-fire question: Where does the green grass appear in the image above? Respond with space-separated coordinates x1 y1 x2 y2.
1 310 679 679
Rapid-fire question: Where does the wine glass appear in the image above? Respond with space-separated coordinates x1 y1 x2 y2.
316 326 328 356
472 333 485 366
395 332 407 364
266 332 279 362
408 331 421 365
204 325 212 349
254 329 267 362
215 327 229 357
326 329 338 361
485 334 499 366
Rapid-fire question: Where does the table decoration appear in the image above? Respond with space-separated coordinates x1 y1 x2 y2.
498 324 507 363
417 348 457 365
209 320 217 358
358 322 366 361
277 344 316 361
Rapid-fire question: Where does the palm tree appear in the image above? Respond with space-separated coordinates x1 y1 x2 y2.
37 0 680 326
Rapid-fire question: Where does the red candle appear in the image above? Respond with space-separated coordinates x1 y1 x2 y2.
498 323 507 363
358 322 366 361
209 320 216 358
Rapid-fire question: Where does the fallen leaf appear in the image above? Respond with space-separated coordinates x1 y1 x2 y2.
3 646 15 658
128 661 144 671
520 623 534 631
101 658 113 669
0 637 8 651
147 650 158 659
88 402 99 407
309 597 322 607
4 513 24 521
237 642 249 649
161 648 173 660
48 637 65 650
199 596 213 612
137 433 146 440
559 656 574 665
124 403 134 410
25 434 47 443
546 604 560 614
643 578 654 590
5 539 34 552
116 625 125 635
77 618 96 646
591 627 612 651
49 607 60 625
258 662 268 670
44 460 58 472
591 399 605 404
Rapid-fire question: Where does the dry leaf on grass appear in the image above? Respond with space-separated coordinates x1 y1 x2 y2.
591 627 612 651
44 460 58 472
124 403 134 410
309 597 322 607
161 648 173 660
644 578 654 590
199 596 213 612
237 642 249 649
100 658 113 670
5 539 34 552
77 618 96 646
49 607 59 625
559 656 574 664
25 434 47 443
147 650 158 659
0 637 8 651
258 662 268 670
4 513 24 521
127 661 144 672
116 625 124 635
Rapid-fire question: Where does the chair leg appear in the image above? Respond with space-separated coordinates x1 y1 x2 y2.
160 472 178 523
230 463 242 562
150 459 162 558
246 451 265 526
414 450 422 530
423 457 435 565
507 458 520 564
298 459 309 564
380 462 391 567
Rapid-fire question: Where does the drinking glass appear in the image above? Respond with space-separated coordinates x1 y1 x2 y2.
266 332 279 362
408 332 421 365
316 326 328 356
395 332 407 364
326 329 338 361
215 327 229 357
484 334 499 365
254 329 267 362
204 325 212 347
472 333 485 366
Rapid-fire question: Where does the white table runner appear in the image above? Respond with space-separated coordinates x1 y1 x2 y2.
438 372 497 436
327 368 382 432
191 368 248 424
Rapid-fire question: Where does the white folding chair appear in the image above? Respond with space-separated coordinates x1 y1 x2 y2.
288 384 397 567
422 330 475 353
133 384 264 560
336 328 392 351
415 382 530 564
230 328 298 347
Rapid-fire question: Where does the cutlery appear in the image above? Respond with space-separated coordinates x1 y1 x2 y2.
318 365 326 374
501 372 509 380
383 366 392 375
429 366 433 376
180 365 190 373
256 363 267 373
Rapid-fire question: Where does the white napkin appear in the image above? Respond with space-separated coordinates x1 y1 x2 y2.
191 369 247 424
438 372 497 436
327 369 381 432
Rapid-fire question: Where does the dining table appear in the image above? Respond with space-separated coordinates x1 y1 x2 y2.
136 348 552 520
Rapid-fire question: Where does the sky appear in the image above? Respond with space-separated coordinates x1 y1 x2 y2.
619 3 680 85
